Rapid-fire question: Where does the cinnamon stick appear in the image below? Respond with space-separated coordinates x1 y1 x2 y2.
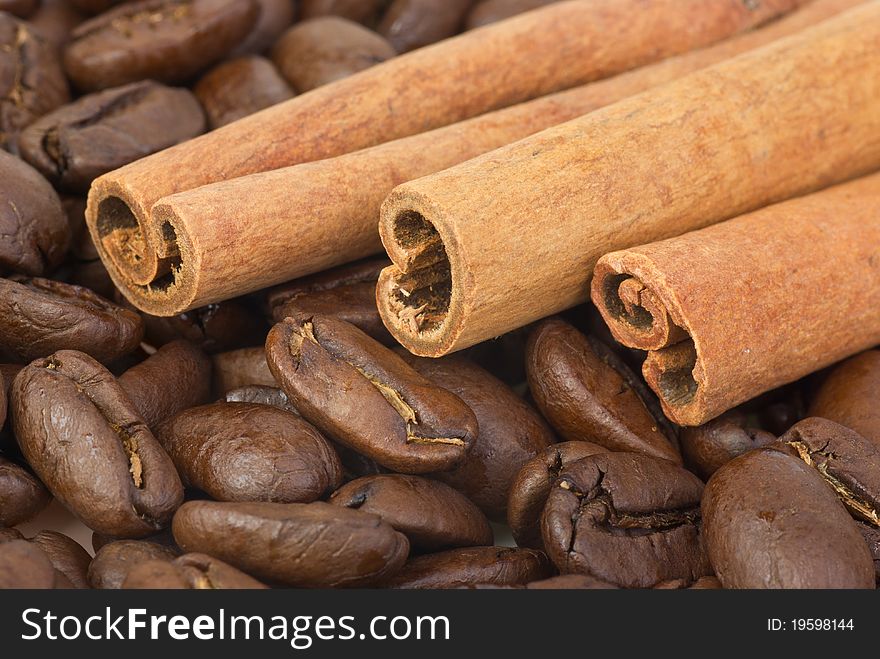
590 174 880 426
376 3 880 356
91 0 840 316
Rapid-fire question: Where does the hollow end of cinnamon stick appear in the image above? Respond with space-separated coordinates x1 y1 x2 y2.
592 257 707 426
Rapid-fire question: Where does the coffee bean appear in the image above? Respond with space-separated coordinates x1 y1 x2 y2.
378 0 472 53
223 384 297 413
0 277 142 363
63 0 260 91
28 0 86 52
466 0 560 30
122 553 268 589
12 350 183 537
526 574 618 589
212 346 276 394
118 339 211 429
0 151 69 276
172 500 410 587
0 455 51 526
158 402 343 503
654 575 723 590
0 539 68 588
809 350 880 446
299 0 386 26
267 314 477 474
0 525 22 542
526 318 680 463
69 0 126 13
0 13 69 153
268 258 394 345
194 55 293 129
229 0 296 57
857 522 880 584
19 80 205 192
91 527 178 554
542 452 709 588
272 17 395 93
143 298 268 354
702 446 875 588
382 546 552 589
680 410 775 480
403 354 555 520
507 441 607 549
88 539 179 589
29 530 92 589
0 1 38 18
330 474 492 551
0 369 5 428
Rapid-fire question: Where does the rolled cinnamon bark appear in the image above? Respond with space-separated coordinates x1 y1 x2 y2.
92 0 841 316
377 3 880 356
591 174 880 426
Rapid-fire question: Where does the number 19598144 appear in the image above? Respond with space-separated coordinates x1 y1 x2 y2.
767 619 854 631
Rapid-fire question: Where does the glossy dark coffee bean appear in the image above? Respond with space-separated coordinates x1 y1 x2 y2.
117 339 211 429
29 530 92 589
680 410 775 480
466 0 559 29
702 446 875 588
173 500 410 587
542 452 709 588
268 258 394 345
299 0 386 24
272 17 395 93
330 474 492 551
158 402 343 503
229 0 296 57
0 151 69 276
507 441 607 549
212 346 276 394
382 546 552 589
0 455 51 526
0 539 67 588
378 0 471 53
194 55 293 129
267 314 477 474
223 384 297 412
527 318 680 463
12 350 183 537
0 277 142 363
809 350 880 446
63 0 260 91
88 539 179 589
122 553 268 589
403 354 555 520
0 14 69 153
19 80 205 192
143 298 267 354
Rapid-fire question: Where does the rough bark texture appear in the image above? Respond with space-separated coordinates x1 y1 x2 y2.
377 4 880 356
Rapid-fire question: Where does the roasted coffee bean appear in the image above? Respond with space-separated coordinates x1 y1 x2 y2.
268 258 394 344
173 500 410 587
88 539 179 589
212 346 276 394
267 314 477 474
0 539 67 588
91 527 178 554
507 441 607 549
272 17 395 93
810 350 880 446
680 411 775 480
330 474 492 551
118 340 211 429
542 452 709 588
466 0 559 29
62 196 98 261
12 350 183 537
229 0 296 57
143 299 267 354
0 278 142 363
777 417 880 526
69 0 126 13
0 455 51 526
0 369 5 428
29 530 92 589
195 56 293 129
378 0 471 53
123 553 268 589
63 0 260 91
654 575 723 590
0 151 69 276
702 447 875 588
0 525 22 542
29 0 86 51
158 402 343 503
19 80 205 192
299 0 386 25
526 574 618 590
0 1 37 17
224 384 297 412
382 546 551 589
857 522 880 583
68 259 117 299
403 354 555 520
0 14 69 153
526 318 680 463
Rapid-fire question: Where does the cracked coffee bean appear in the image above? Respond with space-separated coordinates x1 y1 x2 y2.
330 474 493 551
19 80 205 192
0 455 51 526
680 410 776 480
88 538 179 589
12 350 183 537
266 313 477 474
702 446 875 588
122 553 268 589
541 452 710 588
172 500 410 588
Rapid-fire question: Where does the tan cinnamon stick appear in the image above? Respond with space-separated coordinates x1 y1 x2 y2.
591 174 880 426
91 0 842 316
376 3 880 357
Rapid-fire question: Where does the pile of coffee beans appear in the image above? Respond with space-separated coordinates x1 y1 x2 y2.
1 0 878 590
